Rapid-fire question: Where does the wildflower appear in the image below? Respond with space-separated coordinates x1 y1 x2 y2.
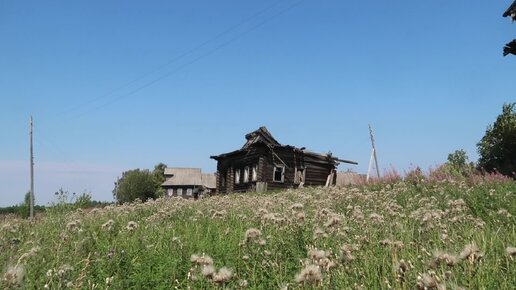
238 279 249 288
46 269 54 277
458 242 483 263
396 259 409 282
211 210 226 218
3 265 24 286
213 267 232 283
324 215 341 228
369 213 385 223
417 273 441 290
66 220 80 232
126 221 138 231
256 208 268 216
295 264 322 284
290 203 304 211
308 249 328 261
201 265 215 278
244 228 261 242
340 244 356 262
242 255 249 261
102 219 115 231
57 264 73 278
190 254 214 266
497 209 512 217
379 239 404 248
257 239 266 246
429 251 459 268
506 246 516 258
105 276 114 286
313 227 327 240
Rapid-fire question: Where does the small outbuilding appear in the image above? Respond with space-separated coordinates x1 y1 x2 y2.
162 168 216 199
210 127 357 193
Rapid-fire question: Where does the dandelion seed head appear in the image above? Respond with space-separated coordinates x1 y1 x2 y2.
295 264 322 284
459 242 482 263
201 265 215 278
213 267 232 283
102 219 115 231
244 228 261 242
191 254 214 266
238 279 248 288
126 221 138 231
3 265 24 286
324 215 341 228
308 249 328 261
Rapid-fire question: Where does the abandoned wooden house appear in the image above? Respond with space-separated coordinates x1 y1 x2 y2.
161 168 216 199
210 127 357 193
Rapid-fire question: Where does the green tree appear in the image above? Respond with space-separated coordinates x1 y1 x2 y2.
477 103 516 177
152 163 167 197
447 149 468 168
114 169 157 203
17 191 31 218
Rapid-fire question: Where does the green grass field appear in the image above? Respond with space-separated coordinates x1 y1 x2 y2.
1 179 515 289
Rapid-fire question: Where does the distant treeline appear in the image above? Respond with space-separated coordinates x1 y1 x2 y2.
0 199 112 218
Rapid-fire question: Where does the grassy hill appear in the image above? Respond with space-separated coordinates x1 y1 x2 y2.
1 178 515 289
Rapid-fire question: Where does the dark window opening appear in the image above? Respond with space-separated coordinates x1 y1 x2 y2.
273 166 285 182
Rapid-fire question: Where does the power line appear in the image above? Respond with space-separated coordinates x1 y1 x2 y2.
55 0 302 119
70 0 305 119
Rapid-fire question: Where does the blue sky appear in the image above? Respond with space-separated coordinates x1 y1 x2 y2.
1 0 514 206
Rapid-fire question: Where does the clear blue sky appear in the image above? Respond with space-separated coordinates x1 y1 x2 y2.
1 0 514 206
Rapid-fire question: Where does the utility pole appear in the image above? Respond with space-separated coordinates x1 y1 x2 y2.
366 124 380 181
29 116 34 218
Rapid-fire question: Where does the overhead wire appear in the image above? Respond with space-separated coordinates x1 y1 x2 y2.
54 0 304 121
70 0 305 120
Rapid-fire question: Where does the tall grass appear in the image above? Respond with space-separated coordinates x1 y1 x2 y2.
1 177 515 289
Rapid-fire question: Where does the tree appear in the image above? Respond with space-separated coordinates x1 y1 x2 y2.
477 103 516 177
17 191 31 218
152 163 167 197
114 169 157 203
447 149 468 168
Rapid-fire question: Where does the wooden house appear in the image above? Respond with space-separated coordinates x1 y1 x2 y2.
210 127 357 193
161 168 216 199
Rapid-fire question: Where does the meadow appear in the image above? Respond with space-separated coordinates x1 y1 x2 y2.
1 175 515 289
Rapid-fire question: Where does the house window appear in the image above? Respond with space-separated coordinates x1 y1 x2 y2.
295 168 306 184
273 166 285 182
186 188 193 196
244 166 250 183
235 169 241 184
177 188 183 196
251 165 257 181
167 188 174 196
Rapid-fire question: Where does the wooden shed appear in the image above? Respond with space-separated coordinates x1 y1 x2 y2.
162 168 216 199
210 127 357 193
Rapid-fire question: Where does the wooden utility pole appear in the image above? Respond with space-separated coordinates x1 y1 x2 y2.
366 124 380 181
29 116 34 218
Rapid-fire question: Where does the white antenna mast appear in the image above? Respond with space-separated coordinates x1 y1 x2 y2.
366 124 380 182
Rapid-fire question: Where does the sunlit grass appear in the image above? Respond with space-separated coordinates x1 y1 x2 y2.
1 178 515 289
